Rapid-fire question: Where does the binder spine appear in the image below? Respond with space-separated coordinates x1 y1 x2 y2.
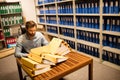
103 0 120 14
75 1 99 14
60 28 74 38
103 34 120 49
102 50 120 65
47 26 58 34
77 43 99 57
77 30 99 44
59 16 74 26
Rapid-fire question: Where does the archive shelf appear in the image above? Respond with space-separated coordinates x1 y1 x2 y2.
76 14 100 16
103 46 120 55
47 32 58 37
77 39 100 49
59 25 74 29
102 31 120 36
34 0 120 69
0 1 23 48
102 14 120 16
76 27 100 33
60 35 75 42
57 0 72 4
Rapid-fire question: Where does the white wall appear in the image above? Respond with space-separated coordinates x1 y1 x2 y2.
20 0 36 22
6 0 36 22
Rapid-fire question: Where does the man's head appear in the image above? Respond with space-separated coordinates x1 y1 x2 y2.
25 21 37 37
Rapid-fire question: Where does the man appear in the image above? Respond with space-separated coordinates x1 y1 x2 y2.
15 20 48 58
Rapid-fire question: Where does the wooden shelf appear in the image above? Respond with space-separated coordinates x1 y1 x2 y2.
46 23 58 26
3 24 22 27
60 35 75 42
38 23 46 25
36 4 44 7
76 27 100 33
0 47 15 59
77 39 100 48
44 2 56 6
57 0 72 4
76 14 100 16
46 14 57 16
0 12 22 16
102 31 120 36
36 14 44 16
102 14 120 16
47 32 58 37
59 25 74 29
58 14 73 16
103 46 120 55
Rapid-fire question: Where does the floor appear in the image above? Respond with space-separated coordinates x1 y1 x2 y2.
0 54 120 80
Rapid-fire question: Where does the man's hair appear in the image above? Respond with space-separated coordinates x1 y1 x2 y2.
25 20 37 29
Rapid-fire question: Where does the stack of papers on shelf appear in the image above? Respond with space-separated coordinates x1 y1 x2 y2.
21 38 72 76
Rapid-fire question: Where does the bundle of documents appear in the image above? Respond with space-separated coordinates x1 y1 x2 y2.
21 38 72 76
21 58 51 77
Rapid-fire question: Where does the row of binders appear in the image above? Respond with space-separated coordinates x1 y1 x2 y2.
103 17 120 32
6 37 16 48
58 3 73 14
76 16 99 29
44 0 55 3
38 0 63 4
60 28 74 38
47 26 58 34
1 15 23 26
77 30 99 44
102 50 120 65
103 0 120 14
59 16 74 26
3 27 11 37
103 34 120 49
45 6 56 14
39 17 45 23
38 0 120 14
20 38 72 76
77 43 99 58
0 4 22 14
46 16 57 24
76 1 99 14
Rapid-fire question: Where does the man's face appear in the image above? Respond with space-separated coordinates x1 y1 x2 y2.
27 26 37 37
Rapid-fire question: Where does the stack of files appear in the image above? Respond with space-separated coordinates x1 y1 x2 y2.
28 38 71 65
21 38 72 76
21 57 51 77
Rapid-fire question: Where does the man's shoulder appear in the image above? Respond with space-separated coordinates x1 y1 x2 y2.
18 34 26 41
36 32 43 36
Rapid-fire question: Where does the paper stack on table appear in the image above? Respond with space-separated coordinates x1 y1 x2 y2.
21 38 72 76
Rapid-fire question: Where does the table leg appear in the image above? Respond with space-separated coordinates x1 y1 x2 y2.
17 62 24 80
89 61 93 80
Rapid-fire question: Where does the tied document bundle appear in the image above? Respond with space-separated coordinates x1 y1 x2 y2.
20 38 72 76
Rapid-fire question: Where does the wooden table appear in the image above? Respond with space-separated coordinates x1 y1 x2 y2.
16 52 93 80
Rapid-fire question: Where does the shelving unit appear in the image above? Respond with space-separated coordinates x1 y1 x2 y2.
34 0 120 70
0 1 23 49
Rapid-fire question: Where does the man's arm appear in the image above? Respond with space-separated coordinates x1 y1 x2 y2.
40 33 49 46
14 36 28 58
